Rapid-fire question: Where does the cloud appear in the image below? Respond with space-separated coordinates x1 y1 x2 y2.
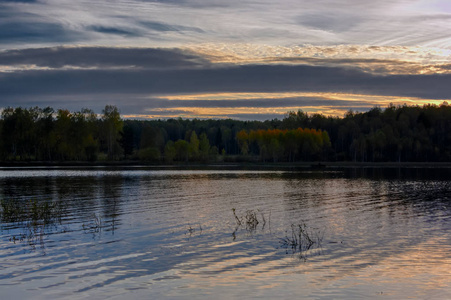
186 44 451 75
0 46 449 119
3 45 450 76
139 21 204 33
1 0 450 49
1 0 450 119
131 109 284 121
1 61 450 99
217 113 282 121
0 22 77 43
149 98 360 109
0 47 210 70
0 0 38 3
87 26 140 37
297 11 362 33
0 3 82 47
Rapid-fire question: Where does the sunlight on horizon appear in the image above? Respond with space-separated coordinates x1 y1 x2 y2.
121 92 450 120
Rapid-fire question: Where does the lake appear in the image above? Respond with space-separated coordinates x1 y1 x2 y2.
1 166 450 299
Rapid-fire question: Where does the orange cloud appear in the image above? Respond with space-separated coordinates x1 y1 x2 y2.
123 92 449 119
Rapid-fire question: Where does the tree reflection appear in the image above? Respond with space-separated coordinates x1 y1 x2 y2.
0 171 128 250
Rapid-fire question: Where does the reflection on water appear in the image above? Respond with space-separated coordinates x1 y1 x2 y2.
0 167 450 299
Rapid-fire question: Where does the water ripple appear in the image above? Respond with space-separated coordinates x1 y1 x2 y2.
1 168 450 299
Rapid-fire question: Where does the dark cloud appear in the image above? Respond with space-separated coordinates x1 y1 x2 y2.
220 113 284 121
407 13 451 22
1 63 450 100
4 46 445 76
297 12 361 33
0 22 78 43
87 26 140 37
141 98 371 109
140 110 284 121
140 21 204 33
136 0 233 9
0 0 38 2
131 109 283 121
0 47 210 69
0 4 79 44
1 46 450 119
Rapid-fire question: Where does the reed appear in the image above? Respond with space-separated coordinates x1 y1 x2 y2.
1 198 62 225
232 208 268 232
279 222 323 259
1 198 64 249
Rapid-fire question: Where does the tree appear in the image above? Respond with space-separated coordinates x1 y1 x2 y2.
138 147 161 162
54 109 72 160
36 107 55 161
164 141 176 163
188 131 200 161
1 103 450 163
199 133 210 162
140 125 164 151
120 124 135 159
236 130 249 155
102 105 123 160
174 139 189 162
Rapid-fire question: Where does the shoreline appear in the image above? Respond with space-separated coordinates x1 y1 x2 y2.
1 161 451 169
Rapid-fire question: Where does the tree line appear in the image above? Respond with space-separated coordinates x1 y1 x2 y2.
280 103 451 162
0 103 450 163
0 105 122 162
236 128 330 162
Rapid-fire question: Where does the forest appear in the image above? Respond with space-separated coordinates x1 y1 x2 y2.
0 103 450 163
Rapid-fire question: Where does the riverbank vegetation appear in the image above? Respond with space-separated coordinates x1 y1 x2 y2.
0 103 450 163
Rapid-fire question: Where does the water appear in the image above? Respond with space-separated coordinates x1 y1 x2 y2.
0 167 450 299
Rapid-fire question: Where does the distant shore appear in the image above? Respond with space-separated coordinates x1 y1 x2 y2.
1 161 451 169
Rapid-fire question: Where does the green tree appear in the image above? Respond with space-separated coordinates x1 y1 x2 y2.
120 124 135 159
53 109 72 160
140 125 165 152
138 147 161 162
36 107 55 161
1 107 38 160
174 139 189 162
164 140 177 163
81 108 99 161
102 105 123 160
188 131 199 161
199 133 211 162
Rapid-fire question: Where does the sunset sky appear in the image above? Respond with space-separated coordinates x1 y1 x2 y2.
1 0 450 120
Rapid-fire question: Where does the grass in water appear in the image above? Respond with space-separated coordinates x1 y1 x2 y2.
232 208 267 232
279 223 324 260
1 198 63 225
1 198 65 251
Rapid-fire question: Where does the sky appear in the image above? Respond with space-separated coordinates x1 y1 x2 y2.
0 0 450 120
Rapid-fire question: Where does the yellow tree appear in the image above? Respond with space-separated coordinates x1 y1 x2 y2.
236 130 249 155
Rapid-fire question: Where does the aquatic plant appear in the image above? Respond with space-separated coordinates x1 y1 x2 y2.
82 213 102 234
232 208 241 226
232 208 267 232
231 208 270 241
185 224 202 236
1 198 62 225
1 198 67 251
279 223 323 260
1 199 25 223
245 210 259 230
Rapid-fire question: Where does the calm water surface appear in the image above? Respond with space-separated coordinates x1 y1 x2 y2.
0 167 450 299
